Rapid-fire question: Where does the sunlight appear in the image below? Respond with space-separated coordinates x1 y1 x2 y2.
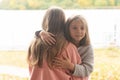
0 0 2 3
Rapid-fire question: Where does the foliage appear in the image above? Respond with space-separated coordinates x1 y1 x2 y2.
0 0 120 10
91 47 120 80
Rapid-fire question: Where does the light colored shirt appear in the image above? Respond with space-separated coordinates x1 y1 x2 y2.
29 42 88 80
73 45 94 77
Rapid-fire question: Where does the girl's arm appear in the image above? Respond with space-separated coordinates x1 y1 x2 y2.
35 30 41 38
72 45 94 77
35 30 56 45
52 45 94 77
52 56 75 73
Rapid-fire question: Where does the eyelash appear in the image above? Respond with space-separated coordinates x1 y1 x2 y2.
72 27 84 30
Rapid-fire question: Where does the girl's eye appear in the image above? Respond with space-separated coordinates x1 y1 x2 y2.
73 26 77 29
81 26 84 30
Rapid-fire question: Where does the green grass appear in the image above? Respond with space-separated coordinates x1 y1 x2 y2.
0 50 28 68
91 47 120 80
0 47 120 80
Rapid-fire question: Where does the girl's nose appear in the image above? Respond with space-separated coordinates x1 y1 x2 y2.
77 28 81 33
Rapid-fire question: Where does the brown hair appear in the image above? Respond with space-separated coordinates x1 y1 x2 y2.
65 15 90 47
27 6 66 68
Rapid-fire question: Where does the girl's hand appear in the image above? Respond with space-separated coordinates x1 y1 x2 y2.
52 56 75 73
40 30 56 45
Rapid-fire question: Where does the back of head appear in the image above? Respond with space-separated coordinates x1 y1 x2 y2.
42 6 66 34
28 6 66 68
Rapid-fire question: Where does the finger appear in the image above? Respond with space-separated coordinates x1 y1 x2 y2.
52 58 62 64
52 58 64 65
49 33 55 37
52 62 63 68
48 37 56 45
44 39 52 46
42 40 50 45
54 57 64 62
43 35 55 45
49 33 56 42
62 55 69 60
52 62 62 66
49 37 56 43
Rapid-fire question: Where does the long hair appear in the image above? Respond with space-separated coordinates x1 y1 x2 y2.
65 15 90 47
27 6 66 68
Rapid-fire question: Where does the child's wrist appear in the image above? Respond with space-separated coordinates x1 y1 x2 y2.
69 63 75 73
40 30 45 37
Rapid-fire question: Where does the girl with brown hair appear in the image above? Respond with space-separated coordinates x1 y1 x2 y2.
27 7 84 80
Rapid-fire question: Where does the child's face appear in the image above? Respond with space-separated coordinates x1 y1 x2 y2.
69 19 86 43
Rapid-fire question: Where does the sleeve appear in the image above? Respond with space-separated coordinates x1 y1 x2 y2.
72 45 94 77
35 30 41 38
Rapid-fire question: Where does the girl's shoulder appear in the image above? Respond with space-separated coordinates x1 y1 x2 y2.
62 42 80 63
78 44 93 54
78 44 94 56
65 42 77 49
62 41 78 55
78 44 93 50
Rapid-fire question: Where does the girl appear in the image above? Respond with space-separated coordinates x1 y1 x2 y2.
35 15 94 78
28 7 86 80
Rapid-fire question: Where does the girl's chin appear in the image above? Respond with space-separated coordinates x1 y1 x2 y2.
75 39 81 42
75 40 80 44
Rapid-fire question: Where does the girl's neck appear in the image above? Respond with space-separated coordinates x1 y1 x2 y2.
74 41 79 48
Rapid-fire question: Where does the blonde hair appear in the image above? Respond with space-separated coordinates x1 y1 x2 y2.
65 15 90 47
27 6 66 68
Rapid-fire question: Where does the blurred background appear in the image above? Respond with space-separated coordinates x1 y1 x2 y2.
0 0 120 80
